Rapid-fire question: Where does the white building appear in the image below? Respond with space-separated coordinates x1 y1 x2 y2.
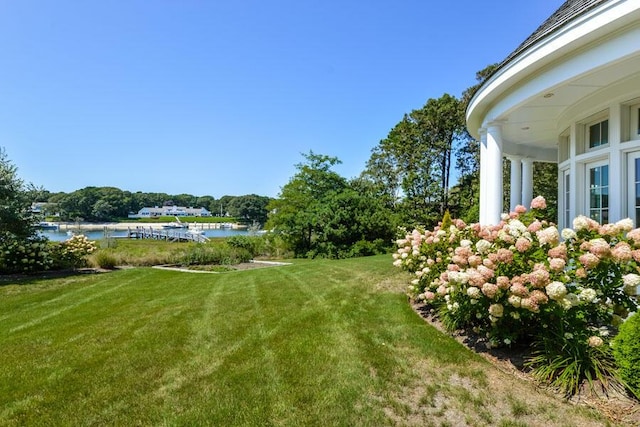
129 206 212 218
466 0 640 227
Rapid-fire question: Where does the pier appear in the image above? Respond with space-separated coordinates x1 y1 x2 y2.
127 227 208 243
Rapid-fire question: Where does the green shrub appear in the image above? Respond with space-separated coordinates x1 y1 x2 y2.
172 245 251 266
613 313 640 398
93 252 118 270
226 235 262 257
0 236 52 273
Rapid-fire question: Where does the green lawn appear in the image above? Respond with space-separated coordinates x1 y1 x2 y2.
0 256 610 426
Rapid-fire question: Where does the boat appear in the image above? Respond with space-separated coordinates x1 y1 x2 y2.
37 221 59 230
187 223 204 235
162 216 188 229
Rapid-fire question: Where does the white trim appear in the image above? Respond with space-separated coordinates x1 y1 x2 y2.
627 151 640 225
585 159 610 223
467 0 640 138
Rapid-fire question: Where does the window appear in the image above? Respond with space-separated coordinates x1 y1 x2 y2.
589 164 609 223
589 119 609 148
563 172 570 228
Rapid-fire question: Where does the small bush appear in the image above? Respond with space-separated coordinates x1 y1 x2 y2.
226 235 262 257
172 244 251 266
613 313 640 398
49 234 97 270
93 252 118 270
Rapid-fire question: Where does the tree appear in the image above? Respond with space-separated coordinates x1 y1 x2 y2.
0 148 51 273
227 194 271 225
362 94 467 227
267 152 395 258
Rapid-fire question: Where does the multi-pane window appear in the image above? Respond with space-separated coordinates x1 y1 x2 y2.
589 119 609 148
564 172 570 228
589 164 609 223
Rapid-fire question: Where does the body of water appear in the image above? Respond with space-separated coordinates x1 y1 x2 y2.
40 228 250 242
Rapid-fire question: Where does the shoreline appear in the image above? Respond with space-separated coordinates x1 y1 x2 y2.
52 222 248 232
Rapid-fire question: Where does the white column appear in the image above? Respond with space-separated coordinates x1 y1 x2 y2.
521 158 534 208
480 124 503 225
608 103 622 222
507 156 522 211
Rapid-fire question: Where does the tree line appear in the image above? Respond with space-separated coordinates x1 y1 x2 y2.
36 188 272 224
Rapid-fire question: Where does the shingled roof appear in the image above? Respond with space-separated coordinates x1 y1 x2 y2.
500 0 610 68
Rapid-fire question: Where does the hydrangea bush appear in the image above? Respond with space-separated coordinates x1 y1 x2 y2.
0 235 53 273
50 234 98 270
394 196 639 395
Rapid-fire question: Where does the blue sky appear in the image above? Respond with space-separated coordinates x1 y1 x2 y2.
0 1 562 199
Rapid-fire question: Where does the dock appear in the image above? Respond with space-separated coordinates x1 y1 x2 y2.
127 227 208 243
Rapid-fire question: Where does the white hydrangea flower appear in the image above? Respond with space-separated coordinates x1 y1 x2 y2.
546 281 568 301
467 287 481 299
578 288 597 303
617 218 634 233
475 239 491 254
561 228 577 240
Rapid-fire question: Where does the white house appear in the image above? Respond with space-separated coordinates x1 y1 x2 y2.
466 0 640 227
129 206 212 218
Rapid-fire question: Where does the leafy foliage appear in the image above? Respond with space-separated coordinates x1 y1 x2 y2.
362 94 471 228
612 313 640 398
267 152 397 258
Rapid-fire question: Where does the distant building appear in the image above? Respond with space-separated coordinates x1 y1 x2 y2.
466 0 640 227
128 206 212 218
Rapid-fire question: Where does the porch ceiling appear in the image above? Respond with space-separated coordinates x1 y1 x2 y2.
498 51 640 150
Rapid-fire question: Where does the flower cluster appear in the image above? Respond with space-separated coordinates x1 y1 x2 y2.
394 198 639 351
51 234 97 269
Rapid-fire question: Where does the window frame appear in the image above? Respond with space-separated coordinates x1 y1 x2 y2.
586 160 609 224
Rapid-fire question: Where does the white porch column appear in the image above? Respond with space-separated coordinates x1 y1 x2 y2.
507 156 522 211
521 158 534 208
480 124 503 225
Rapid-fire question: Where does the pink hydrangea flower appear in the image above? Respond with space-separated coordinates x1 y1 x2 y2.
468 255 482 267
627 228 640 245
530 196 547 209
515 237 531 253
510 283 529 298
611 242 632 262
520 297 540 313
530 290 549 305
549 258 566 272
496 276 511 290
579 253 600 269
527 220 543 233
588 238 611 258
496 248 514 263
515 205 527 214
547 244 567 260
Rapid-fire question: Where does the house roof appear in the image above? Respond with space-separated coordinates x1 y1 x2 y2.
499 0 609 71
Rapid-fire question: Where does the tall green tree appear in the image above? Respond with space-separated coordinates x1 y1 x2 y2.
363 94 466 227
0 149 38 239
267 152 395 258
0 148 51 273
227 194 271 225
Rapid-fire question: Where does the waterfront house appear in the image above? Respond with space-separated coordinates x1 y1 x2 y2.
129 206 212 218
466 0 640 227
